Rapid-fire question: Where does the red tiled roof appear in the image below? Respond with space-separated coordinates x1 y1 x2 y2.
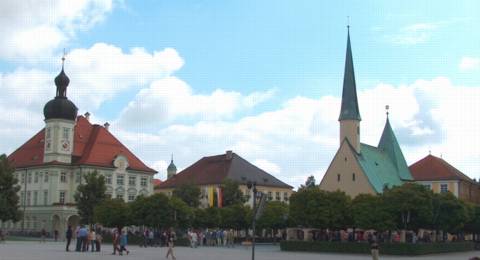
8 116 156 173
152 179 163 186
157 152 292 189
409 155 473 182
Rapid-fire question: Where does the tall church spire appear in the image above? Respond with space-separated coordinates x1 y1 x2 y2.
339 27 361 121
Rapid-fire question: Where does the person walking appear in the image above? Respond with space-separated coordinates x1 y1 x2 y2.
370 232 380 260
119 229 130 255
111 229 121 255
95 231 102 252
165 231 176 260
89 229 96 252
65 225 73 251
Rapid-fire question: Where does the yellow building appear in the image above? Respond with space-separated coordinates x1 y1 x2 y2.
319 28 413 198
155 151 293 207
410 154 480 204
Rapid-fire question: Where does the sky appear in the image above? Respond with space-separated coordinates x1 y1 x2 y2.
0 0 479 189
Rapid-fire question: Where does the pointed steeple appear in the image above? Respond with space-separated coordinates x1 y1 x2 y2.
167 154 177 179
339 27 361 121
378 109 413 181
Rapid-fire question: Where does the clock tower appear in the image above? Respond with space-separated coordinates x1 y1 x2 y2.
43 58 78 163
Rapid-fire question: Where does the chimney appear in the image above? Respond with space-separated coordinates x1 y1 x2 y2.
226 150 233 160
104 122 110 131
84 112 90 121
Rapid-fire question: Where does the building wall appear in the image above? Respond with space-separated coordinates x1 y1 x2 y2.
319 142 375 198
458 180 480 204
340 120 360 153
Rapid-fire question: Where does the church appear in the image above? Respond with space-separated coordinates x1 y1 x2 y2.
1 60 156 238
319 28 413 198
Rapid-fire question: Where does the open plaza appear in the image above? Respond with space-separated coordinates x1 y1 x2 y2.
0 241 478 260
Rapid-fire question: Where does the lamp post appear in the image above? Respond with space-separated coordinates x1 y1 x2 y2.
246 181 257 260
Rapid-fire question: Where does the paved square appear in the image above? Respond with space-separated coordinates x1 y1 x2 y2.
0 241 478 260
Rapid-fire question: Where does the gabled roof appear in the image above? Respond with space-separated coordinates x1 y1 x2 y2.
409 154 474 183
8 116 156 173
377 117 413 181
339 28 361 121
356 143 405 193
157 152 292 189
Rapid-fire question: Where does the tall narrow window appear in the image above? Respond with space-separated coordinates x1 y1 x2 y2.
440 184 448 193
59 191 66 204
34 172 39 183
33 191 38 206
44 172 49 183
62 128 69 139
141 177 148 187
60 172 67 183
26 191 31 206
337 174 341 182
117 175 124 185
46 127 51 139
43 190 48 205
352 173 355 181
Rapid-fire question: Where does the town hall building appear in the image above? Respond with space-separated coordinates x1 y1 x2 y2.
1 61 156 238
319 28 414 197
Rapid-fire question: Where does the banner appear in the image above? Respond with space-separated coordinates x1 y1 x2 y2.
216 187 223 208
208 187 214 207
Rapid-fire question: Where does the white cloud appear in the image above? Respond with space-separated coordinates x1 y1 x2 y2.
110 77 480 189
254 159 281 174
117 76 276 128
459 57 480 71
389 23 437 45
0 0 116 60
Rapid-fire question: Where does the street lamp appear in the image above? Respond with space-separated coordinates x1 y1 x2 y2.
246 180 257 260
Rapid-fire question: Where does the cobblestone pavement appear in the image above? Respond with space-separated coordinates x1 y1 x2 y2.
0 241 477 260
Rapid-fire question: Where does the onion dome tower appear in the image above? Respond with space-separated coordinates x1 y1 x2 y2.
167 154 177 179
43 55 78 163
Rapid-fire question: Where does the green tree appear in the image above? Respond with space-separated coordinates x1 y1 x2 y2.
74 170 107 224
382 183 433 230
430 192 469 234
257 201 289 231
172 182 201 207
465 204 480 240
219 203 251 229
131 193 171 228
352 194 394 231
221 179 245 207
298 175 316 190
94 198 131 229
0 154 21 222
168 196 194 228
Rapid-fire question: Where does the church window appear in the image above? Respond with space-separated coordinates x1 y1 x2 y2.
43 190 48 205
60 172 67 183
129 176 136 186
117 175 124 185
440 184 448 193
337 174 341 182
352 173 355 181
46 128 51 139
106 174 112 184
59 191 66 204
62 128 70 139
44 172 49 183
33 191 38 206
141 177 148 187
344 157 347 162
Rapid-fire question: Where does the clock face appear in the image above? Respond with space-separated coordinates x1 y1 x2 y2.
61 140 70 151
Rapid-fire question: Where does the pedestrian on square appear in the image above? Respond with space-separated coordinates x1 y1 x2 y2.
111 228 121 255
119 229 130 255
148 228 154 246
65 225 73 251
40 228 46 243
89 229 96 252
95 231 102 252
165 231 176 260
370 232 379 260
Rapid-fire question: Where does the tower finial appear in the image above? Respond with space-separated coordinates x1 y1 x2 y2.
385 105 390 117
61 48 66 69
171 153 173 162
347 16 350 30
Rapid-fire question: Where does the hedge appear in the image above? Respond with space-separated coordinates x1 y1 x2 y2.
280 240 475 255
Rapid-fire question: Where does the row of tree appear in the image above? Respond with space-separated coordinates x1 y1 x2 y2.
290 181 480 236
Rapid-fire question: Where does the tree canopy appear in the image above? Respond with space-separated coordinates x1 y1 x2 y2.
74 170 107 224
94 198 130 229
0 154 21 222
351 194 394 231
221 179 245 207
172 182 201 207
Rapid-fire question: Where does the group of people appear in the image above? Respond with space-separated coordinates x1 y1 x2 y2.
111 228 130 255
187 229 235 248
69 225 102 252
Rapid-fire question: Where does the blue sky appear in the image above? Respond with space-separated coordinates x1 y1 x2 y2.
0 0 479 187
